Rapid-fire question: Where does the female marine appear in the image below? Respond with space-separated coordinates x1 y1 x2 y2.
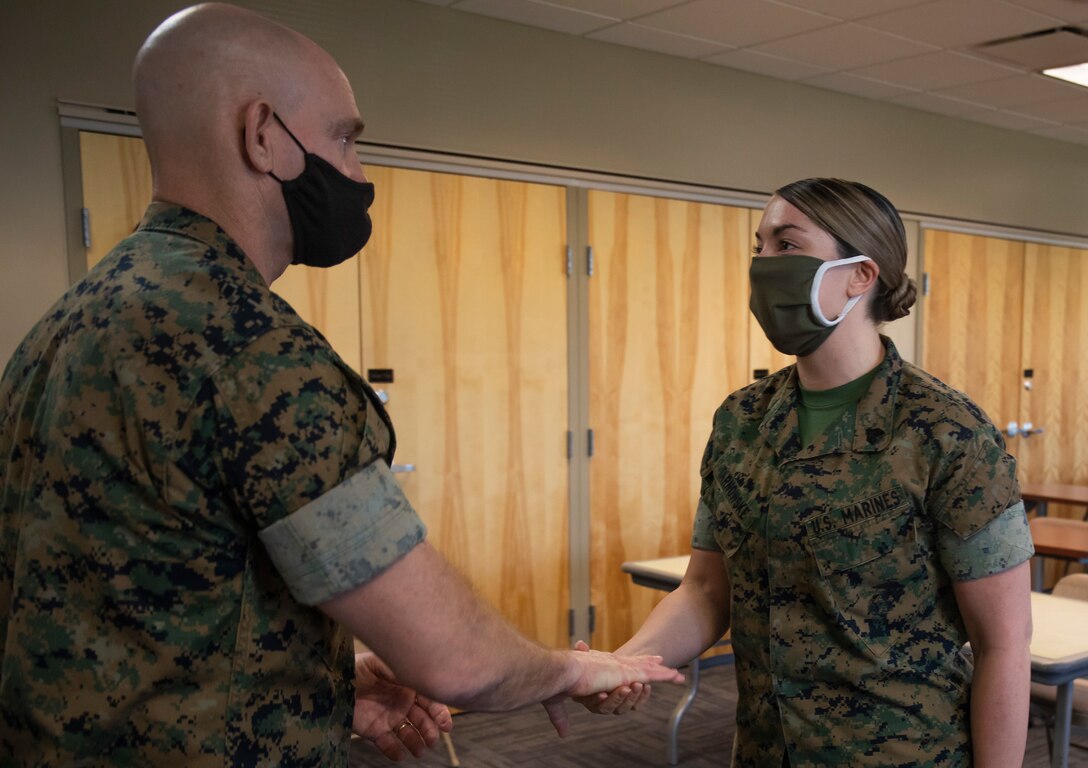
586 178 1033 767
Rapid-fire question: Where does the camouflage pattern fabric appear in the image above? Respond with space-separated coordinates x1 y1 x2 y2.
0 203 426 766
692 337 1033 767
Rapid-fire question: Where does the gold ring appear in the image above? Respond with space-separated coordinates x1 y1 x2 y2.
396 720 414 735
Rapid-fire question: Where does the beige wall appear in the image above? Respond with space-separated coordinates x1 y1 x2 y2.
2 0 1087 367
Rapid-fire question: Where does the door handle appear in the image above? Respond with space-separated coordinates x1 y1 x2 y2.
1020 422 1045 438
391 463 416 473
1007 421 1045 438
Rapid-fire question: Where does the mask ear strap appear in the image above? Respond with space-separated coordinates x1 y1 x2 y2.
810 255 872 327
272 112 307 153
268 113 308 183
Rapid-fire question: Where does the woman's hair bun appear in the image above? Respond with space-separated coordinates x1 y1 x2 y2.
884 276 917 321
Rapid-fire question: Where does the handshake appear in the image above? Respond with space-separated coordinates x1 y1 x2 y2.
355 644 684 760
543 640 684 736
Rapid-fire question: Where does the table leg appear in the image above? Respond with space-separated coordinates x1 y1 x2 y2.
1052 681 1073 768
667 658 700 766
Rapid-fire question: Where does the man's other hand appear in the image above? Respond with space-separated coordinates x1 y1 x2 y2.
354 652 453 761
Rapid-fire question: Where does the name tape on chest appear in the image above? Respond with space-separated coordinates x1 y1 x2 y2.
806 485 908 538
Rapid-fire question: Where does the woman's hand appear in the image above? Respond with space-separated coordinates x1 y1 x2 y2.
570 641 652 714
538 639 653 734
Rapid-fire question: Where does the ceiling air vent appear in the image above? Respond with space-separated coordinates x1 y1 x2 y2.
975 26 1088 70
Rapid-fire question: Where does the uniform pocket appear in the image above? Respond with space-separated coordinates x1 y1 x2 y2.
806 507 931 657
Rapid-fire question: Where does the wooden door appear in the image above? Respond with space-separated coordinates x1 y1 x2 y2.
79 131 362 371
923 231 1088 586
1020 243 1088 522
587 190 752 651
360 166 570 648
921 230 1025 454
80 131 153 270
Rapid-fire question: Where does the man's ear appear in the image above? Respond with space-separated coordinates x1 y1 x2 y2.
241 101 277 174
849 259 880 297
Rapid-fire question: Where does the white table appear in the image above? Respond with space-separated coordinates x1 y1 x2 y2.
1031 591 1088 768
623 556 1088 768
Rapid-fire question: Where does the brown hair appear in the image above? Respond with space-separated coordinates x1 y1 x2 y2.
775 178 916 323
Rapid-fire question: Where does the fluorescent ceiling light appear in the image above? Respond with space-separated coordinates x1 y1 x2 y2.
1043 62 1088 88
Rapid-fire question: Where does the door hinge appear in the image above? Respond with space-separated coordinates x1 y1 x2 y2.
568 608 575 639
566 430 573 460
922 272 930 296
587 428 595 458
588 605 597 635
565 246 573 277
587 245 595 277
81 208 91 248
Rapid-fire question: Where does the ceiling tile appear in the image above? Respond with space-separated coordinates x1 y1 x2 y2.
588 22 732 57
429 0 1088 145
636 0 836 47
849 50 1022 89
702 48 831 79
541 0 691 19
752 21 937 69
452 0 616 35
891 90 992 115
1015 94 1088 120
773 0 932 20
1003 0 1088 24
935 74 1087 108
1027 123 1088 142
802 71 921 99
859 0 1062 49
966 108 1061 129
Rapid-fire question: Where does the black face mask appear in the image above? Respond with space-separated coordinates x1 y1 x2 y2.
268 113 374 268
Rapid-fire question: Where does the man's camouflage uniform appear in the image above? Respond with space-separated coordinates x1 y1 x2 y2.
692 337 1034 767
0 203 426 766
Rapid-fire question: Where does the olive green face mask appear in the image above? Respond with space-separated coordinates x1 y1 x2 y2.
748 254 871 357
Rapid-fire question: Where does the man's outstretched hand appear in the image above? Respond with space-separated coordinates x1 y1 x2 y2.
354 652 454 761
542 641 683 737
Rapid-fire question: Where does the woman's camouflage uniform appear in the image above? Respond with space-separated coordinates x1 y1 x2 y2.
692 338 1034 767
0 204 426 765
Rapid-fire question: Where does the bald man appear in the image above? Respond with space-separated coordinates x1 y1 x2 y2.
0 4 681 766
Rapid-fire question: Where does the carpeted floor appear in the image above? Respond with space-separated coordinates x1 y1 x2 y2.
350 663 1088 767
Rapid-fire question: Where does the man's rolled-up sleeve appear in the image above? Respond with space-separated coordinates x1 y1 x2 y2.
259 459 426 605
212 324 426 604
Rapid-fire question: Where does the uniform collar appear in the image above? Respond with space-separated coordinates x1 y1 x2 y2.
759 336 901 460
136 202 266 289
851 336 901 454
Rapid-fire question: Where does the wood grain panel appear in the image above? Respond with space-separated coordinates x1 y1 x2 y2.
1021 243 1088 527
923 231 1088 587
921 230 1024 445
588 190 752 651
79 132 152 270
360 166 570 648
747 208 793 379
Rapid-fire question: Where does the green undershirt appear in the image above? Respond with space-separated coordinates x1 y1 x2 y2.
798 364 881 446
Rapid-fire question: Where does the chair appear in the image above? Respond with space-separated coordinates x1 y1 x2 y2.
1029 573 1088 757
